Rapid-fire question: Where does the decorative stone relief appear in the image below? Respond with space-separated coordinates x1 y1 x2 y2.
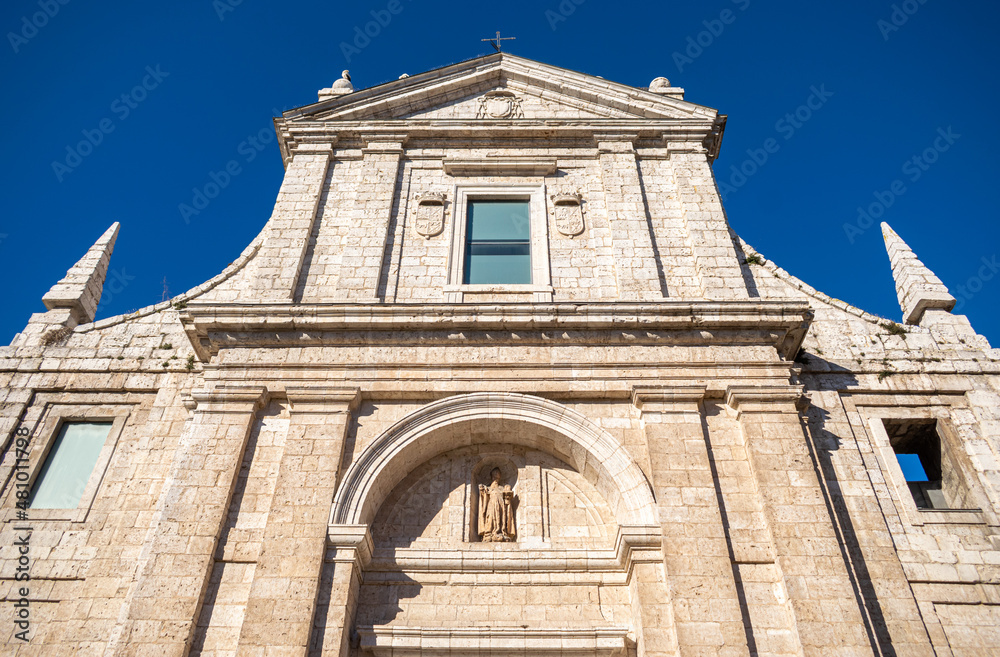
476 90 524 119
478 467 516 542
551 192 585 237
413 192 446 238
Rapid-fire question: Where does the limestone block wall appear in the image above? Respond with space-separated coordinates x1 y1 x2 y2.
1 300 1000 656
202 134 757 305
3 55 1000 655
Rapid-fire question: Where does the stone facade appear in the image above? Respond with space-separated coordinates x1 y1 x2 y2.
2 53 999 656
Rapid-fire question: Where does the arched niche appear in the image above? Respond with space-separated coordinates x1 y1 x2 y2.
330 392 657 530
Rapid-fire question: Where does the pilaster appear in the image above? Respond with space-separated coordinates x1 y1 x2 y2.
671 152 749 300
253 144 334 302
317 525 373 657
596 136 665 301
334 135 406 301
726 386 874 656
111 386 269 657
632 386 749 656
235 387 360 656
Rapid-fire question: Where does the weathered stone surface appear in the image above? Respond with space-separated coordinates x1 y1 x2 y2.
2 53 998 656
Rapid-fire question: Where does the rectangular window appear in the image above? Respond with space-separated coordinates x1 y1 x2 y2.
885 418 955 510
463 199 531 284
29 421 112 509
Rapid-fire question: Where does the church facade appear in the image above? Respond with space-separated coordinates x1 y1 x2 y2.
2 53 1000 656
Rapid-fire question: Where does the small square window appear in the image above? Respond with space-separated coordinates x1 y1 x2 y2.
463 200 532 284
30 421 112 509
883 418 975 511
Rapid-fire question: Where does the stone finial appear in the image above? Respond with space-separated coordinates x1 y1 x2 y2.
649 77 671 93
648 76 685 100
881 222 956 325
42 222 120 324
319 70 355 101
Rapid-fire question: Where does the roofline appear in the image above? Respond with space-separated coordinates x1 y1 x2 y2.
283 52 503 119
272 53 722 164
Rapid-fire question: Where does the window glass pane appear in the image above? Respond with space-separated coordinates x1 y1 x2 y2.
896 453 930 482
468 200 530 241
465 244 531 284
29 422 111 509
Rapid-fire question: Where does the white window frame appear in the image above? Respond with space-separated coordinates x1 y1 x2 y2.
445 184 553 302
3 405 129 522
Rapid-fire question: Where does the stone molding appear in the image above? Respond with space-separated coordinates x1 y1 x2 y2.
293 141 336 154
328 523 374 570
288 52 713 121
725 385 805 415
362 524 661 578
361 134 407 154
442 158 557 176
329 392 658 528
358 625 631 657
284 386 360 414
189 385 269 413
180 301 813 360
631 385 707 411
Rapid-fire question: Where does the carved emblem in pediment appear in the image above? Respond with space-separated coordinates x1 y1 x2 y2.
476 90 524 120
551 192 585 237
414 192 446 238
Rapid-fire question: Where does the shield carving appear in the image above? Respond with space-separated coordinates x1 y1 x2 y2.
476 90 524 119
414 192 446 238
552 193 584 237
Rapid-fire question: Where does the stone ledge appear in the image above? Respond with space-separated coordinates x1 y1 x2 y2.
362 524 661 577
358 625 631 657
179 301 813 361
443 158 557 176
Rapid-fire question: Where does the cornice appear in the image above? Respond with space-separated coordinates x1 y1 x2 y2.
179 301 813 362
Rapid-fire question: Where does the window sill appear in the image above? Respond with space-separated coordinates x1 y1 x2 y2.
913 507 986 525
1 507 87 523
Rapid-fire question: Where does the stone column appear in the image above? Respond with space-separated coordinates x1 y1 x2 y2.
633 386 751 656
314 525 373 657
111 386 268 657
596 136 665 301
253 144 334 302
334 135 405 301
236 387 359 657
670 152 749 300
726 386 874 656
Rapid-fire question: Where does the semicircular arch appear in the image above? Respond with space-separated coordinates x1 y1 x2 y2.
331 392 656 528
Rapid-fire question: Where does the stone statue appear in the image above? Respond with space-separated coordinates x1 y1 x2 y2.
478 467 516 542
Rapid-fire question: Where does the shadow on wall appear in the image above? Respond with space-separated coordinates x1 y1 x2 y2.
309 567 422 657
797 364 898 657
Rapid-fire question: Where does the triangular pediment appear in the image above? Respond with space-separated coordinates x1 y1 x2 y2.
284 53 718 124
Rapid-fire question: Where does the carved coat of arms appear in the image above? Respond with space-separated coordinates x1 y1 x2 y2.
476 90 524 119
414 192 446 238
551 192 585 237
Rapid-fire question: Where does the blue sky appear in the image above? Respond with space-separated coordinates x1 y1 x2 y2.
1 0 997 345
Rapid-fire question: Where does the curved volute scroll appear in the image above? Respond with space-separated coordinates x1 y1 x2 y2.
329 392 658 531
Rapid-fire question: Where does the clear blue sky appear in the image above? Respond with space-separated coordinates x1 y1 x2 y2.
2 0 997 345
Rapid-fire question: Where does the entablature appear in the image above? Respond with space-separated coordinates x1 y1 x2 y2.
179 301 812 362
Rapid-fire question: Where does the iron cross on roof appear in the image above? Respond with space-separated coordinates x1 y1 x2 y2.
482 31 516 52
